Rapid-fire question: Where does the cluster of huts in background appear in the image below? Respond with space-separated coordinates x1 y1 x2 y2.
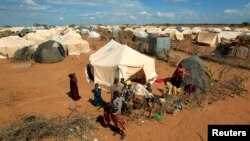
0 24 249 63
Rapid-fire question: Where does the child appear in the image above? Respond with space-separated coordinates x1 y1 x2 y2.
92 83 103 107
111 91 126 140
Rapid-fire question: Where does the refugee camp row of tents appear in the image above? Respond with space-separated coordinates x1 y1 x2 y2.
0 28 92 61
123 26 247 47
94 25 248 48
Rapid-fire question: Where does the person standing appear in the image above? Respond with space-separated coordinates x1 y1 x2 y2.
69 73 81 101
92 83 103 107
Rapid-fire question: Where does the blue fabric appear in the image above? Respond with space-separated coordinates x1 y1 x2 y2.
92 88 103 106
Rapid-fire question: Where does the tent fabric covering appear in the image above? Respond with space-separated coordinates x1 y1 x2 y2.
0 36 34 57
34 40 65 63
171 55 212 94
89 40 157 86
196 32 218 47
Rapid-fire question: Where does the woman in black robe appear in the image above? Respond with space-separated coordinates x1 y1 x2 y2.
69 73 81 101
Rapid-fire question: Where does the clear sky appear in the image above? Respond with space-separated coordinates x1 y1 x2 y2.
0 0 249 26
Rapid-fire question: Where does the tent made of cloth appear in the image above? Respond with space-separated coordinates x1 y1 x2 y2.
63 31 81 39
34 30 52 39
0 36 34 58
191 27 203 34
171 55 212 94
34 40 65 63
23 32 46 45
234 28 250 32
196 32 218 47
218 31 242 43
222 27 232 31
133 30 148 38
61 35 90 55
88 31 100 39
89 40 157 86
161 28 184 40
146 27 162 35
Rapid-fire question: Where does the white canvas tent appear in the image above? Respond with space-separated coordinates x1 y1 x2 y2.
81 29 90 34
234 28 250 32
161 28 184 40
196 32 218 47
88 31 100 39
222 27 231 31
61 35 90 55
133 30 148 38
218 31 242 43
34 30 52 39
63 31 81 39
192 27 203 34
89 40 157 86
146 27 162 35
23 32 46 45
124 28 134 32
0 36 34 58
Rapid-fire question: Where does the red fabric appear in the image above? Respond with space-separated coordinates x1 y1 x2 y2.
155 77 164 83
172 65 190 78
103 111 111 126
112 114 125 130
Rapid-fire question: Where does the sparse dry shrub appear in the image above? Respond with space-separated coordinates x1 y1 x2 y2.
0 30 14 38
215 43 232 56
0 105 99 141
208 65 248 103
11 47 35 62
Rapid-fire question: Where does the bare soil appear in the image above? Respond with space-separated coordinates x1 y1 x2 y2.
0 37 249 141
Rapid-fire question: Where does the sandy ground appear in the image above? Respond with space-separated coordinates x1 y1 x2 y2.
0 38 249 141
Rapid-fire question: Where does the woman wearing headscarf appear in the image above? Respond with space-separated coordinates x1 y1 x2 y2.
69 73 81 101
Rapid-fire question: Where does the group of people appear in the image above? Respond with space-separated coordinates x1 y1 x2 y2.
68 72 183 140
68 74 129 140
103 78 134 140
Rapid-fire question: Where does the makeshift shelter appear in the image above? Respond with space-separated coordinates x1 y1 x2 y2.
34 40 65 63
181 29 192 40
218 31 242 43
222 27 231 31
146 28 162 36
50 35 63 43
23 33 46 45
210 28 222 33
88 31 100 39
133 30 148 38
108 26 121 37
81 29 90 34
148 36 170 59
171 56 212 94
63 31 81 39
196 32 218 47
61 35 90 55
0 36 33 58
124 28 134 32
161 28 184 40
191 27 202 34
234 28 250 32
34 30 52 39
89 40 157 86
